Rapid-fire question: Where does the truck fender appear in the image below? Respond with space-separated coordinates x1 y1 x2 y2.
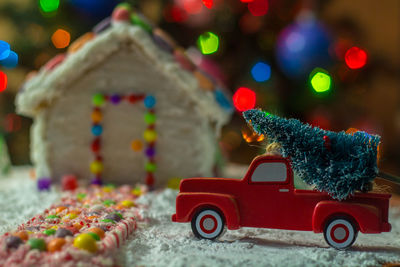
175 192 240 230
312 201 381 233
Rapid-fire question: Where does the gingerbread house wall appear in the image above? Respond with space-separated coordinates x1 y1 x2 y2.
32 42 218 186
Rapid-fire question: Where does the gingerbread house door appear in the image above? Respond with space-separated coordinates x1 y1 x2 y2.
89 93 156 186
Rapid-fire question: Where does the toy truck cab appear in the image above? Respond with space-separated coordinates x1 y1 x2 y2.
172 155 391 250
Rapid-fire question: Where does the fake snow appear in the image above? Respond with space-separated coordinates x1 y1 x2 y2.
119 189 400 267
1 168 400 266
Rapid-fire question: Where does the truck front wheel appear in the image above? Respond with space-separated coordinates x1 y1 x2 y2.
323 217 358 250
191 208 225 240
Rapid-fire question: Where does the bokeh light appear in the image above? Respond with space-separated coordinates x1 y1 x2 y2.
233 87 256 111
181 0 203 14
0 51 18 69
310 68 332 93
202 0 213 9
197 32 219 55
242 127 264 143
248 0 269 17
51 29 71 49
345 46 367 69
251 61 271 82
0 40 10 60
39 0 60 13
0 71 7 92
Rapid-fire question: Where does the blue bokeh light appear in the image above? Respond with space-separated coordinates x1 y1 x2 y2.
0 51 18 69
0 40 10 61
251 61 271 82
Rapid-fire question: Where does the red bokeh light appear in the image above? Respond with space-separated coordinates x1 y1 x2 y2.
202 0 213 9
248 0 269 17
345 47 367 69
233 87 256 112
0 71 7 92
183 0 203 14
165 5 188 22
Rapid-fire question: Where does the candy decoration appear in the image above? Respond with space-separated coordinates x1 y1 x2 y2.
73 233 98 253
37 177 51 191
145 147 155 157
131 13 152 33
92 93 105 107
174 49 196 71
121 200 134 208
131 140 143 152
55 228 73 238
28 238 46 251
87 232 100 241
143 129 157 142
110 94 121 105
47 238 66 253
144 95 156 109
144 113 156 125
0 71 7 93
46 215 60 219
93 17 111 34
194 70 215 91
90 161 103 174
61 175 78 191
103 199 116 206
55 206 67 213
0 51 18 69
44 54 66 71
214 89 233 111
91 177 103 185
43 229 56 236
68 32 95 54
91 125 103 136
0 40 10 60
145 162 156 172
112 7 131 22
90 93 157 186
88 227 105 239
14 231 29 241
6 236 23 249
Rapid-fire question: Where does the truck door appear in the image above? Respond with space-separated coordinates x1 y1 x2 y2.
242 159 295 229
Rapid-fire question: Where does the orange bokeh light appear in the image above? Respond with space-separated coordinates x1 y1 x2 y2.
51 29 71 49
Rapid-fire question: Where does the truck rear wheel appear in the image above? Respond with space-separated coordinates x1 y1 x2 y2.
191 208 225 240
323 217 358 250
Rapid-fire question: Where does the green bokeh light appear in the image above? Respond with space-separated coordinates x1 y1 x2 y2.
310 69 332 93
39 0 60 13
197 32 219 55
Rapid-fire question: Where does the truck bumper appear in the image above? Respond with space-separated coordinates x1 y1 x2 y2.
382 222 391 232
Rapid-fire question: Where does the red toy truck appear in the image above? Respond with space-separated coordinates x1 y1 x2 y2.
172 155 391 250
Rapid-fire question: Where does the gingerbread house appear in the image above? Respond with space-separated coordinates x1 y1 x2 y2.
16 5 232 187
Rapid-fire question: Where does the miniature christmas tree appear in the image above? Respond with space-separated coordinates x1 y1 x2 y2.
243 109 380 200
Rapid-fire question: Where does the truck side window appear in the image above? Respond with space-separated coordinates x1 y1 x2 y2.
251 162 287 182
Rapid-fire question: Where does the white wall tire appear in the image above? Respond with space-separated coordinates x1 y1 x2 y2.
191 209 225 240
323 217 358 250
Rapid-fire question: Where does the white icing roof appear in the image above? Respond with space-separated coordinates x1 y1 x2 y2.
16 17 232 128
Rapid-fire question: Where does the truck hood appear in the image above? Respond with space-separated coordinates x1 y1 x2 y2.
179 177 242 194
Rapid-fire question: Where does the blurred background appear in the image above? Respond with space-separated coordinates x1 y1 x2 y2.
0 0 399 190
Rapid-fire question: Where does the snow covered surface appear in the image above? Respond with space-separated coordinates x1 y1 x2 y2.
1 167 400 267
